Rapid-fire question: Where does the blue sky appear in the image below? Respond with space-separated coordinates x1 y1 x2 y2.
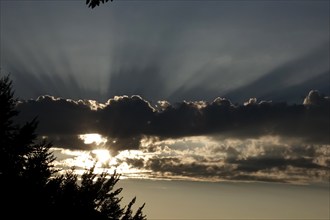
1 0 329 219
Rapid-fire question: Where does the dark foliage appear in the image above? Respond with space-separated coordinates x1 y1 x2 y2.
0 75 146 219
86 0 113 9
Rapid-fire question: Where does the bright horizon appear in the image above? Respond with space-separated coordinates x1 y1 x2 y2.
118 179 329 219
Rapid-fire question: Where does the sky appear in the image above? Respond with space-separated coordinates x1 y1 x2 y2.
0 0 329 219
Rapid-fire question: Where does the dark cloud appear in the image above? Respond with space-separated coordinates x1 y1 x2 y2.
16 95 155 152
148 101 205 138
125 158 145 169
17 95 98 135
16 90 330 154
303 90 330 106
142 155 327 183
234 157 322 173
145 157 222 179
44 134 87 151
100 95 154 137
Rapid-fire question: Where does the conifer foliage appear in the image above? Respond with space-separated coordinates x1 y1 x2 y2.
0 75 146 219
86 0 113 9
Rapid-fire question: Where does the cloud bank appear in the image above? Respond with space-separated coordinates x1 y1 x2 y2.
54 136 329 184
16 90 329 150
15 90 329 184
140 137 329 184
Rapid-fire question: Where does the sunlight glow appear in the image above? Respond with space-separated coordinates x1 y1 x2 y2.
52 147 151 178
79 133 107 145
92 149 111 164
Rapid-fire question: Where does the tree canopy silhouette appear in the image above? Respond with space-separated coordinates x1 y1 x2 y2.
0 75 146 219
86 0 113 9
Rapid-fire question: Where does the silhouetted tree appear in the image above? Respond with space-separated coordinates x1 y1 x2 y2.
86 0 113 9
0 75 146 219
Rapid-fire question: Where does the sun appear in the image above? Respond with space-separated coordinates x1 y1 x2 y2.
92 149 111 164
76 134 111 167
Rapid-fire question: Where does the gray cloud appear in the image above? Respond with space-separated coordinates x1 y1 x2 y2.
128 138 329 184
